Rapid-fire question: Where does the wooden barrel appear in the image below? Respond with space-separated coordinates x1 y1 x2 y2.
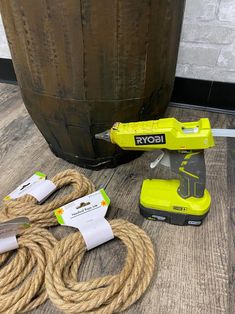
0 0 185 169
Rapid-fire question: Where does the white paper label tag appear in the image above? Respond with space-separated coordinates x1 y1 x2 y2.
77 218 113 250
4 172 46 201
4 172 57 203
0 217 30 254
54 189 114 250
27 180 57 203
0 236 18 254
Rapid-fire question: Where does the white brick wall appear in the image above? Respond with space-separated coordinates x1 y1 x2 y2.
1 1 235 82
0 15 11 58
176 0 235 82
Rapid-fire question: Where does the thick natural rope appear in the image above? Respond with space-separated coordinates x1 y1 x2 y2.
45 219 155 314
0 227 57 314
0 169 95 227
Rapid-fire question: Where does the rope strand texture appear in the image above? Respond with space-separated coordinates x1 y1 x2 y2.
0 169 95 227
45 219 155 314
0 227 57 314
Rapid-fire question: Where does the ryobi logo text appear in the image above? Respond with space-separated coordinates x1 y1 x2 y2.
134 134 166 145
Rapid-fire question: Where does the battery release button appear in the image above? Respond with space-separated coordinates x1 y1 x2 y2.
152 215 166 221
188 220 201 226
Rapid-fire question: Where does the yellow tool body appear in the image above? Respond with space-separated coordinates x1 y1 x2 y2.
96 118 215 226
110 118 214 150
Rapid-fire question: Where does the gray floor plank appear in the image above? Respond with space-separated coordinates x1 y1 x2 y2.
0 83 234 314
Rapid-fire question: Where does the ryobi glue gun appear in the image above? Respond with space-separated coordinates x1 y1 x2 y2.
95 118 234 226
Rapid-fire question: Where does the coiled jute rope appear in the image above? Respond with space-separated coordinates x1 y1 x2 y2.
0 227 57 314
0 169 95 228
45 219 155 314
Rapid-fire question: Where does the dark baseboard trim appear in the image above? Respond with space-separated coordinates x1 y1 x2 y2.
171 77 235 112
0 58 17 83
0 58 234 112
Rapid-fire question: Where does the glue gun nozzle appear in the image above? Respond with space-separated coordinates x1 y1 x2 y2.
95 130 111 142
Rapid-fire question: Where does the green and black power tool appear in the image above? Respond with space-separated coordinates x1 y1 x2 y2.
96 117 235 226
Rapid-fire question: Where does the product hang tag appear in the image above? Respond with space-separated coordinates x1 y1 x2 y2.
26 179 57 203
0 217 30 254
54 189 114 250
4 172 46 201
0 236 18 254
4 172 57 203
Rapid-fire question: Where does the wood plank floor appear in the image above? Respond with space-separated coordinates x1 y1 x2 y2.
0 82 234 314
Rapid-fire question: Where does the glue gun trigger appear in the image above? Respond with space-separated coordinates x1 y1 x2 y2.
150 152 165 169
150 151 171 169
